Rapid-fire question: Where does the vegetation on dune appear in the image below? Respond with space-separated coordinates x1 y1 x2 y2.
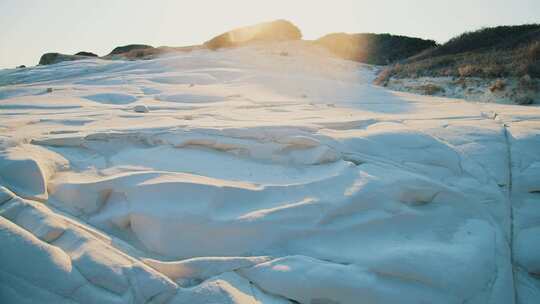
38 53 84 65
376 24 540 83
316 33 437 65
412 24 540 60
108 44 154 56
33 21 540 92
74 51 98 57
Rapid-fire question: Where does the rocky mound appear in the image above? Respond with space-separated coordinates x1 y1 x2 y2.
38 53 92 65
204 19 302 50
108 44 154 56
74 51 98 57
315 33 437 65
104 45 202 60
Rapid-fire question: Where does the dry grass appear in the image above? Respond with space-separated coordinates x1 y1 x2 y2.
377 24 540 82
418 84 444 95
373 68 393 86
379 41 540 81
489 79 506 92
458 65 481 77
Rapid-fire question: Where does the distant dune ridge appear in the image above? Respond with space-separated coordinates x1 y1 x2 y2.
38 52 98 65
34 19 436 65
30 19 540 104
34 19 539 72
107 44 154 56
204 19 302 49
314 32 437 65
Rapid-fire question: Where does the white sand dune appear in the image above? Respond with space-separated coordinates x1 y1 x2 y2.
0 41 539 303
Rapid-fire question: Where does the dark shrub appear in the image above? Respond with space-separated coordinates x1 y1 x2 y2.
75 51 98 57
419 84 444 95
316 33 437 65
529 41 540 62
39 53 61 65
108 44 153 56
483 64 506 78
415 24 540 60
528 61 540 78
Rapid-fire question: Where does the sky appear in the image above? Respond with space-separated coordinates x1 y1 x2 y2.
0 0 539 68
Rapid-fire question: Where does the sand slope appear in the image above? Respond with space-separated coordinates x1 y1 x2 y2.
1 41 539 303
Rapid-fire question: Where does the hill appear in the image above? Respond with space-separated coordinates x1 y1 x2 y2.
375 24 540 104
315 33 437 65
204 19 302 50
33 20 437 68
378 24 540 80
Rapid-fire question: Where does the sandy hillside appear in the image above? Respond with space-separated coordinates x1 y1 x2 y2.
1 41 539 304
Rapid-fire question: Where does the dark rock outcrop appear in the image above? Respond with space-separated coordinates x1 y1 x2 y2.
39 53 62 65
102 45 202 60
204 20 302 50
315 33 437 65
38 53 89 65
38 51 100 65
108 44 153 56
75 51 98 57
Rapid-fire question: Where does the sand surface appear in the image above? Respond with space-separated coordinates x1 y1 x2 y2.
1 41 539 303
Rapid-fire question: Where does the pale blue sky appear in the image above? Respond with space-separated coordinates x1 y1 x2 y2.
0 0 539 68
